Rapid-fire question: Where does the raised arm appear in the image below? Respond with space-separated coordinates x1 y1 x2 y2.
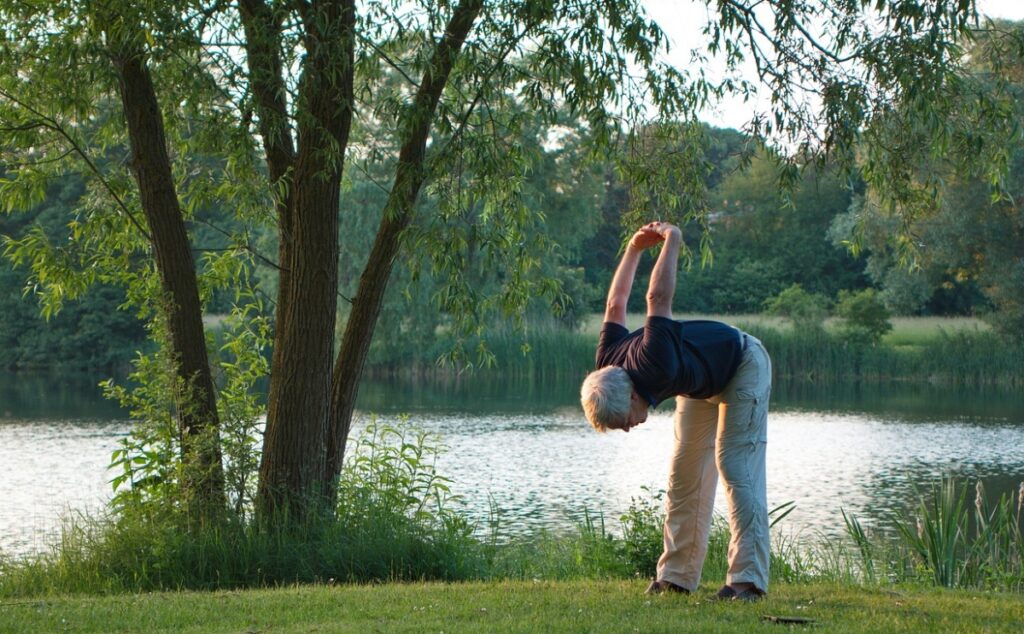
603 245 641 326
604 223 665 326
645 222 682 319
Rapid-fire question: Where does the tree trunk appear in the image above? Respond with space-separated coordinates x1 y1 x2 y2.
256 0 356 521
111 41 225 518
324 0 484 503
238 0 297 412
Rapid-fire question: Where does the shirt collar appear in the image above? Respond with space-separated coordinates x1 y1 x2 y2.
635 386 657 408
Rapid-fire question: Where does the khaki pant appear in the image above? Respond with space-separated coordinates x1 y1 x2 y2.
656 335 771 592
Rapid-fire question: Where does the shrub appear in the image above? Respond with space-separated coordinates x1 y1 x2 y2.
763 284 830 333
834 288 892 346
618 488 666 578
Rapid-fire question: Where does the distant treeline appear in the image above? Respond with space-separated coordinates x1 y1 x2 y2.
0 173 240 372
2 124 1020 373
0 178 147 372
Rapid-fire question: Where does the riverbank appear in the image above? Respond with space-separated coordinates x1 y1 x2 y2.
2 579 1021 633
362 314 1022 388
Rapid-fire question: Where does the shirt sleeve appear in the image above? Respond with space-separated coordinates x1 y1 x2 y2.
636 316 681 385
596 322 629 367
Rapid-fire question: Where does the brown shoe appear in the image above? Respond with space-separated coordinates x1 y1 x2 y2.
712 584 765 602
645 579 690 595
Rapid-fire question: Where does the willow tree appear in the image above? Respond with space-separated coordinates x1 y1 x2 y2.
1 0 1020 521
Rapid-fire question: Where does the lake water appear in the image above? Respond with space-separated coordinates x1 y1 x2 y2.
2 372 1024 557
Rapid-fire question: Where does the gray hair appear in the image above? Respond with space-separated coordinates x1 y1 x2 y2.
580 366 632 432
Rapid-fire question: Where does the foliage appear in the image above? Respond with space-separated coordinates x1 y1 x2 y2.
0 420 488 595
893 477 1024 590
101 264 268 520
333 102 606 370
763 284 830 333
829 22 1024 335
677 153 867 314
2 471 1022 598
214 297 273 520
102 318 205 517
3 0 1024 526
336 420 473 541
329 420 484 582
497 489 676 581
834 288 893 346
842 477 1024 591
618 487 667 578
0 177 147 371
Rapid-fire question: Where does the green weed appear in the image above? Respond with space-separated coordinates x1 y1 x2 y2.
837 476 1024 592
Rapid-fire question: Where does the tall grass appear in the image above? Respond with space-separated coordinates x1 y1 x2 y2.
362 322 595 381
838 477 1024 592
363 317 1023 388
734 325 1024 388
3 416 1020 597
0 511 488 597
0 487 803 597
485 493 802 586
476 324 594 380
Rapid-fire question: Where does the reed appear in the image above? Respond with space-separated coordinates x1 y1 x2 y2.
362 322 597 381
743 326 1024 388
841 509 877 584
838 476 1024 591
363 317 1022 388
475 324 595 380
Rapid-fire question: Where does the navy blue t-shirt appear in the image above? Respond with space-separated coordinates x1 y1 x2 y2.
595 317 744 404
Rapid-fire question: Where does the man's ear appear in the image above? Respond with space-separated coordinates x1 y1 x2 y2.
629 390 638 403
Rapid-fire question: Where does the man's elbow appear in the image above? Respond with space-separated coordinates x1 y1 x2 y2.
646 291 673 315
646 290 669 307
606 299 627 316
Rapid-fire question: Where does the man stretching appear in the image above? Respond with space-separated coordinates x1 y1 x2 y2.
580 221 772 601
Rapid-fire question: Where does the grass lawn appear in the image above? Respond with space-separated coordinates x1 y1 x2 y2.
882 316 990 346
2 580 1021 633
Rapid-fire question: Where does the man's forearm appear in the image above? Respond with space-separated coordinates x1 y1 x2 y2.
646 231 680 318
604 245 642 325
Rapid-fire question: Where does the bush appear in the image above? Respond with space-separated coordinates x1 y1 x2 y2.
834 288 892 346
763 284 830 333
618 488 666 578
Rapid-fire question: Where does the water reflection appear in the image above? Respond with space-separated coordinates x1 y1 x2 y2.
0 420 129 555
358 374 1024 422
1 371 1022 556
0 372 125 421
347 406 1024 542
772 380 1024 423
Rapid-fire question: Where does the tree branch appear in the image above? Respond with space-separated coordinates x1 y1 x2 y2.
0 87 153 242
357 33 421 89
